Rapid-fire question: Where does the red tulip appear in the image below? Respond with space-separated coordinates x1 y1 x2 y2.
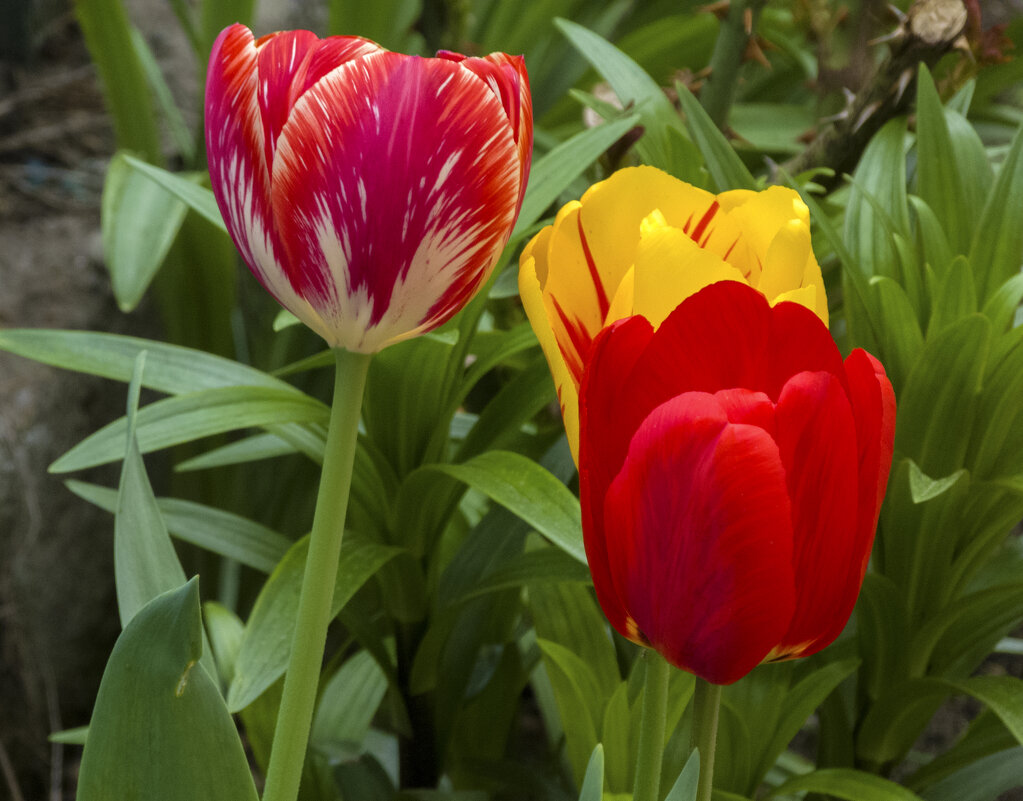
579 281 895 685
205 24 532 352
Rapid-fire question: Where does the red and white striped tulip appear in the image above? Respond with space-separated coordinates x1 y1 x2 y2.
205 24 532 352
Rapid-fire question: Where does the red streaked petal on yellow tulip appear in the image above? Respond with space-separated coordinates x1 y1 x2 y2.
270 51 521 352
602 392 796 685
771 370 860 660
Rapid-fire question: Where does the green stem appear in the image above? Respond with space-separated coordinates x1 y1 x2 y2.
699 0 767 129
690 678 722 801
261 348 372 801
633 650 671 801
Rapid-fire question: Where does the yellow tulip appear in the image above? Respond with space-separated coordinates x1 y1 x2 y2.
519 165 828 461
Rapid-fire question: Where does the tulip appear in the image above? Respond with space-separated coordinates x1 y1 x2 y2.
579 281 895 685
206 24 532 353
519 166 826 460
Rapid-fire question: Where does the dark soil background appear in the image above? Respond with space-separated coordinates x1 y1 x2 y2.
0 1 1021 800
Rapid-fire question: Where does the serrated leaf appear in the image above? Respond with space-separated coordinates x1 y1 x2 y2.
77 580 258 801
51 385 328 472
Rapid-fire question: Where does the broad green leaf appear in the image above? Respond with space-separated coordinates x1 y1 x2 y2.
203 601 245 688
130 28 194 162
894 314 990 478
767 769 924 801
77 580 258 801
600 682 632 792
448 548 591 607
981 272 1023 333
870 275 924 391
945 109 994 234
228 535 400 712
122 154 228 233
909 195 955 280
427 450 584 564
0 329 295 394
845 118 910 280
554 18 695 181
857 679 951 766
677 85 757 192
921 747 1023 801
311 650 388 750
75 0 161 162
114 353 187 628
969 122 1023 302
927 256 976 338
51 385 328 472
175 432 300 471
102 151 190 311
67 480 291 574
537 638 603 784
730 103 816 155
664 750 700 801
915 66 968 254
578 744 605 801
513 114 642 237
945 676 1023 747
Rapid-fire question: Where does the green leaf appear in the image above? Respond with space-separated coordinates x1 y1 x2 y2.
121 154 228 233
554 18 694 180
311 650 388 750
102 151 190 311
664 749 700 801
578 744 605 801
921 748 1023 801
327 0 420 50
129 27 194 162
203 601 245 688
915 66 969 254
67 480 291 574
767 769 924 800
75 0 161 162
945 676 1023 747
537 638 603 784
870 275 924 391
448 547 591 607
909 195 955 280
907 461 967 505
77 580 258 801
114 353 188 628
513 114 642 237
0 329 295 394
980 272 1023 333
894 314 990 478
845 118 910 280
51 385 328 472
228 535 400 712
175 432 301 471
969 121 1023 302
926 255 976 337
677 85 757 192
427 450 585 564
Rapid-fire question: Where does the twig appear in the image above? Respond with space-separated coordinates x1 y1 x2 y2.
779 0 969 190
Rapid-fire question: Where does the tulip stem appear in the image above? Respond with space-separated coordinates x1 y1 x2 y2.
261 348 372 801
633 650 671 801
690 678 722 801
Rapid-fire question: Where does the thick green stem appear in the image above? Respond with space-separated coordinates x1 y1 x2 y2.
690 678 722 801
261 348 372 801
633 650 671 801
699 0 767 129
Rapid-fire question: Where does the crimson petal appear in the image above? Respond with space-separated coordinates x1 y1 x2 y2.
602 392 796 684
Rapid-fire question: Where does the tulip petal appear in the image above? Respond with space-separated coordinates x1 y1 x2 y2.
602 392 795 684
770 370 861 659
271 51 521 351
206 25 324 336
